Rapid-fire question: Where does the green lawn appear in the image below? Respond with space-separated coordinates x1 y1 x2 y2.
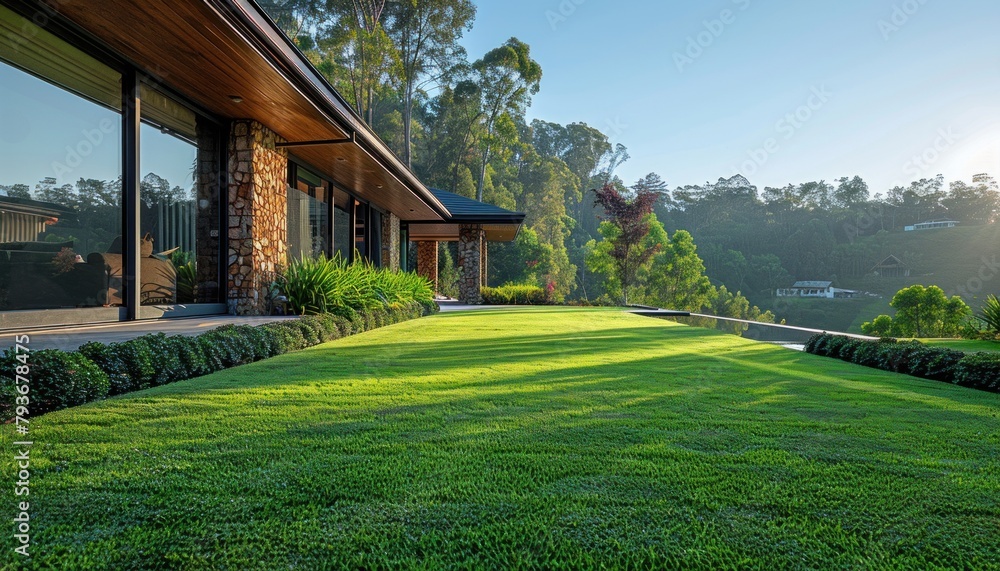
4 308 1000 569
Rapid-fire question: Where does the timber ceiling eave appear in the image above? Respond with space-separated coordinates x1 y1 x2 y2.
209 0 451 222
407 219 525 243
37 0 449 221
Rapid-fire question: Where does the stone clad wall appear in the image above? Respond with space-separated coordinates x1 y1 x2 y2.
416 241 438 293
381 212 400 271
480 239 488 288
195 120 221 303
458 224 483 304
227 120 288 316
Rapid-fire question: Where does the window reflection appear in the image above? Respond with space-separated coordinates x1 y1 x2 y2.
0 5 123 311
137 85 222 305
287 165 331 260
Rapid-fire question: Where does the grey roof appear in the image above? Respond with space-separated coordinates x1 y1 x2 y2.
792 281 833 288
429 188 526 224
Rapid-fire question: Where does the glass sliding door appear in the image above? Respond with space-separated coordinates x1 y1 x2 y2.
138 84 222 306
353 200 367 262
287 163 331 261
333 187 351 261
0 4 122 314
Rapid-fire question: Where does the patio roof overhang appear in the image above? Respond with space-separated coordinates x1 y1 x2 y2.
40 0 449 221
406 189 526 242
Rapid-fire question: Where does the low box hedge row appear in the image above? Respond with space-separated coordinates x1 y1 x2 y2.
804 333 999 392
480 285 552 305
0 300 438 421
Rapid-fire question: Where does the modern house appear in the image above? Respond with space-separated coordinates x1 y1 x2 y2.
905 220 959 231
0 0 524 330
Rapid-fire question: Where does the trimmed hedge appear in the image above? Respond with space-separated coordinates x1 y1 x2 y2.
0 301 437 421
481 285 551 305
804 333 1000 392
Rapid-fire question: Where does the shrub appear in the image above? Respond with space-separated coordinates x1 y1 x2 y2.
481 284 551 305
852 341 883 369
0 350 109 420
804 334 988 392
78 341 133 395
6 303 431 420
198 326 258 371
955 352 1000 390
836 338 865 362
260 322 307 354
906 345 964 381
804 333 828 355
122 337 159 389
419 299 440 316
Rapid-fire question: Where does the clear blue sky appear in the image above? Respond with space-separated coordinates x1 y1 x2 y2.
461 0 1000 194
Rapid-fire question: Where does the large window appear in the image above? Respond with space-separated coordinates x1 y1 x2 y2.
287 164 331 260
333 188 351 260
0 4 123 312
139 85 222 305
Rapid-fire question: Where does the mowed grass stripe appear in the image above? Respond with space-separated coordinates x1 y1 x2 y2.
3 307 999 570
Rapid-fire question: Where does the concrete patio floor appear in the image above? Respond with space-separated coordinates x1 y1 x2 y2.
0 315 299 352
1 302 590 353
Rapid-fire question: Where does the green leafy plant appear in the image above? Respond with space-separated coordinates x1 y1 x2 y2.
979 294 1000 334
279 253 433 316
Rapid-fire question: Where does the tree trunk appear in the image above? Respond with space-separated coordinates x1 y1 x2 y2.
402 82 414 168
477 144 491 203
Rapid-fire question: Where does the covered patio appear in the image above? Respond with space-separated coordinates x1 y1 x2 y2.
409 189 526 304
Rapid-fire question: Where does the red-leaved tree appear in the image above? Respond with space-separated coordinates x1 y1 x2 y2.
594 183 660 305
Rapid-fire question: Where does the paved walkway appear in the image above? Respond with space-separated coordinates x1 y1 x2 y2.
0 316 299 352
2 301 504 352
436 301 525 312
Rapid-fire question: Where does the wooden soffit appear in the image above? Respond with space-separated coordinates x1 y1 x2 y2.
43 0 446 221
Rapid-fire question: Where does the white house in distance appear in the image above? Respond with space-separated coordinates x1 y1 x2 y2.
777 281 860 299
905 220 960 232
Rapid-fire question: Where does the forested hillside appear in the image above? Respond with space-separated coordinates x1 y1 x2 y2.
259 2 998 327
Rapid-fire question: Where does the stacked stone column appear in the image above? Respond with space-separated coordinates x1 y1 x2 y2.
458 224 484 304
381 212 401 271
227 120 288 316
480 237 488 288
416 241 438 293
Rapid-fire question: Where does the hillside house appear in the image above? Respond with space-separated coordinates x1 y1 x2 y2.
871 255 911 278
905 220 959 231
777 281 835 298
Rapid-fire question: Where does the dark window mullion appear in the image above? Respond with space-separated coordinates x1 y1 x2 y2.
122 69 141 319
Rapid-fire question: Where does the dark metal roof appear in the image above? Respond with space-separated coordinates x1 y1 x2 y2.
428 189 526 224
0 195 74 218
